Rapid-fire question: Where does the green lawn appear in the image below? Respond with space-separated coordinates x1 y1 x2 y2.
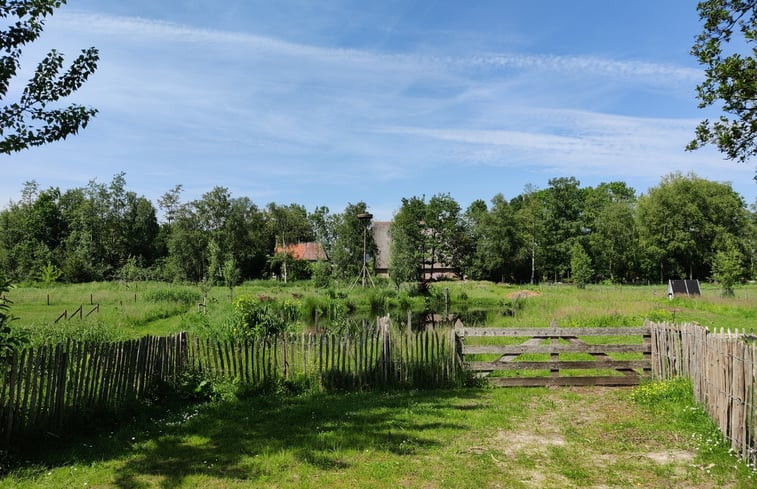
2 382 754 488
3 277 756 487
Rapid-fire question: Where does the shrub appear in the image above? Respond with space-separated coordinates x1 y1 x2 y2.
367 288 397 315
570 242 593 289
231 295 301 338
0 273 25 364
647 309 674 323
311 260 332 288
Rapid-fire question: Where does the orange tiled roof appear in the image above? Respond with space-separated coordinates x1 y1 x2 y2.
274 242 328 261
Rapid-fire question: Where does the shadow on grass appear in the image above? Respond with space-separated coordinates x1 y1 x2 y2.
10 389 488 488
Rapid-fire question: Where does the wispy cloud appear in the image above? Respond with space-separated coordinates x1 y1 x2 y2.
57 11 702 85
2 7 752 217
380 108 749 183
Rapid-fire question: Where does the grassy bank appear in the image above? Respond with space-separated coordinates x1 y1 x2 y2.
4 281 756 344
1 380 754 488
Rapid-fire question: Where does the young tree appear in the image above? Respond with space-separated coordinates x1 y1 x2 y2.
1 1 99 153
222 255 240 299
311 260 332 288
330 202 376 281
264 202 314 282
39 261 62 287
570 242 593 289
461 199 488 280
158 184 183 224
308 205 339 258
513 184 547 284
711 238 744 296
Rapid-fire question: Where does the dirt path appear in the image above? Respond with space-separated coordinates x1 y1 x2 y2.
464 386 745 489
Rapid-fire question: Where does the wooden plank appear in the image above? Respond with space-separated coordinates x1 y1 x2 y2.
26 347 42 430
550 337 559 378
496 337 545 364
463 344 650 354
53 349 68 430
17 349 34 434
110 342 124 404
563 337 639 377
42 345 58 426
4 351 19 443
460 327 650 337
488 375 642 387
468 360 650 371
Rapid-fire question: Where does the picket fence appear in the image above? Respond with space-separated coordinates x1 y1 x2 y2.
650 322 757 468
0 327 458 445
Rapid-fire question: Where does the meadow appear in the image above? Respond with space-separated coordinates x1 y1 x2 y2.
5 280 756 345
2 280 756 488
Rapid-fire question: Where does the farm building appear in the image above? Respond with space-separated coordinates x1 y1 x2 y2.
372 221 391 276
371 221 457 279
274 242 328 262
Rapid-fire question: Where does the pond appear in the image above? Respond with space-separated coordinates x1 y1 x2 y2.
303 307 497 333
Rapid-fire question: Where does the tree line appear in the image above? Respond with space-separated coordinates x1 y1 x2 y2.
0 172 755 288
389 174 756 289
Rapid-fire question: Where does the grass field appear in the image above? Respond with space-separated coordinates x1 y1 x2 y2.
2 281 756 487
5 280 756 345
1 381 754 488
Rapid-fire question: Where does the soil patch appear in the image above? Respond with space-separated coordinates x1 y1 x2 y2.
508 290 541 300
646 449 695 464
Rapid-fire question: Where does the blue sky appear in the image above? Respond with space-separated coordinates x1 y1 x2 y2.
3 0 756 219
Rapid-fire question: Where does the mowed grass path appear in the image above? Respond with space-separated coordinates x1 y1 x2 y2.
3 386 754 489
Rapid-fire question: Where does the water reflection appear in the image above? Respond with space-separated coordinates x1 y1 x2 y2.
305 308 493 333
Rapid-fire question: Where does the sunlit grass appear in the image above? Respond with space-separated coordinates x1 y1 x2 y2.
2 385 754 488
5 281 756 345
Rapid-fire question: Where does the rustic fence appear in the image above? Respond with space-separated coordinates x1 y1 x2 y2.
650 322 757 468
0 327 458 446
187 327 458 390
457 325 651 386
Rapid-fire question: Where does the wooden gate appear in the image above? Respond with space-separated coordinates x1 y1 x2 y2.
456 325 651 387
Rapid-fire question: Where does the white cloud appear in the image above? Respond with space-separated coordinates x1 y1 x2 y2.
3 9 752 212
379 109 753 186
57 11 701 86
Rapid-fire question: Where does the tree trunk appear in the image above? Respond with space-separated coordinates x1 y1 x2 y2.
530 242 536 285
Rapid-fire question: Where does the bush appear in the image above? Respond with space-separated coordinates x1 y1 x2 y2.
647 309 674 323
231 295 301 338
0 273 25 364
367 288 397 315
311 260 332 288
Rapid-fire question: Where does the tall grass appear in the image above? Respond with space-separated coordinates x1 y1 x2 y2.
4 281 756 345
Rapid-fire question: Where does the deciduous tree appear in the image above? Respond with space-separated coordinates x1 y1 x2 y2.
1 0 98 153
636 172 749 282
389 196 426 286
330 202 376 281
687 0 757 174
570 242 593 289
